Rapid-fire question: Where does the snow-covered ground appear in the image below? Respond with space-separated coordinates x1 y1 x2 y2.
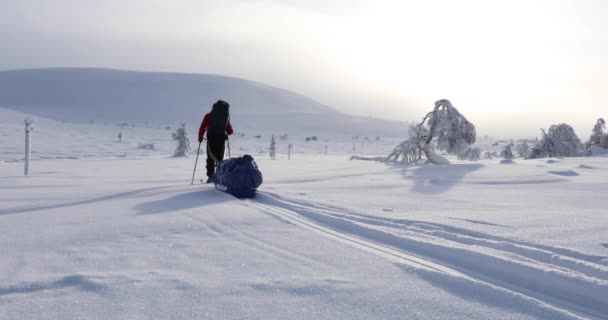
1 109 607 319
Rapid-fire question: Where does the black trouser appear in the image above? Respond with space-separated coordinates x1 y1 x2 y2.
206 134 226 178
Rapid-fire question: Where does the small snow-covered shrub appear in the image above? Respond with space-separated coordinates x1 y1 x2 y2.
458 147 481 161
584 146 608 157
528 124 583 159
387 99 476 165
171 123 191 157
483 152 494 160
138 143 156 150
501 144 514 160
516 143 530 158
269 134 276 160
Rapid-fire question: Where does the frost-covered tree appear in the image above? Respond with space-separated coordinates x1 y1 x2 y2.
457 147 481 161
386 124 426 163
171 123 191 157
586 118 607 149
516 143 529 158
527 123 583 159
269 134 276 160
501 144 514 160
387 99 476 165
483 152 494 160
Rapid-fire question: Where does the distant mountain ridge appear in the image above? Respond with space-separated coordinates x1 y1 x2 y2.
0 68 405 136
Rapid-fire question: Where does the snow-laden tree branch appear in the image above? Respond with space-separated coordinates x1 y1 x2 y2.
387 99 476 165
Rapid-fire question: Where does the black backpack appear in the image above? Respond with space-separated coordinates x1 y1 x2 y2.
207 100 230 138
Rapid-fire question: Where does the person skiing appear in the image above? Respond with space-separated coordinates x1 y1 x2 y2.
198 100 234 183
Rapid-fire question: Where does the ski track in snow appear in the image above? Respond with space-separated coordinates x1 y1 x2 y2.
245 192 608 320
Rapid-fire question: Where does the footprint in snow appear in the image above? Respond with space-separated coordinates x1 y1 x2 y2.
578 164 594 169
297 193 307 196
382 208 394 212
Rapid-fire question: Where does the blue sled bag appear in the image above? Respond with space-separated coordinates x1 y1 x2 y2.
213 155 263 198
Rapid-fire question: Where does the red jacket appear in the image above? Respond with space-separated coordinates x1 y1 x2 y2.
198 112 234 142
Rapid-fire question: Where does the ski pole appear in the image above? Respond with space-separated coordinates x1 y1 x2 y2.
227 136 231 158
191 141 202 184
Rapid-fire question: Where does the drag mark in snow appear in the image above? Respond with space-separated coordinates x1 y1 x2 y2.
447 217 516 229
247 192 608 320
244 198 457 275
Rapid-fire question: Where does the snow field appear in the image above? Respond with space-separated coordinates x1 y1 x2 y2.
1 108 608 319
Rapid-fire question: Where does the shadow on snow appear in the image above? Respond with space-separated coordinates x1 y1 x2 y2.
0 274 106 297
398 163 484 194
0 185 179 216
135 188 230 215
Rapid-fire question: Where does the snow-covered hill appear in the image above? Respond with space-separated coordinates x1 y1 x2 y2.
0 68 406 137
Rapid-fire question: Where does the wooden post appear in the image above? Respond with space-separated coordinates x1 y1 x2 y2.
24 117 36 176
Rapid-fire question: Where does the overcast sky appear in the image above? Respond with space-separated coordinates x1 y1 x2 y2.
1 0 607 137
